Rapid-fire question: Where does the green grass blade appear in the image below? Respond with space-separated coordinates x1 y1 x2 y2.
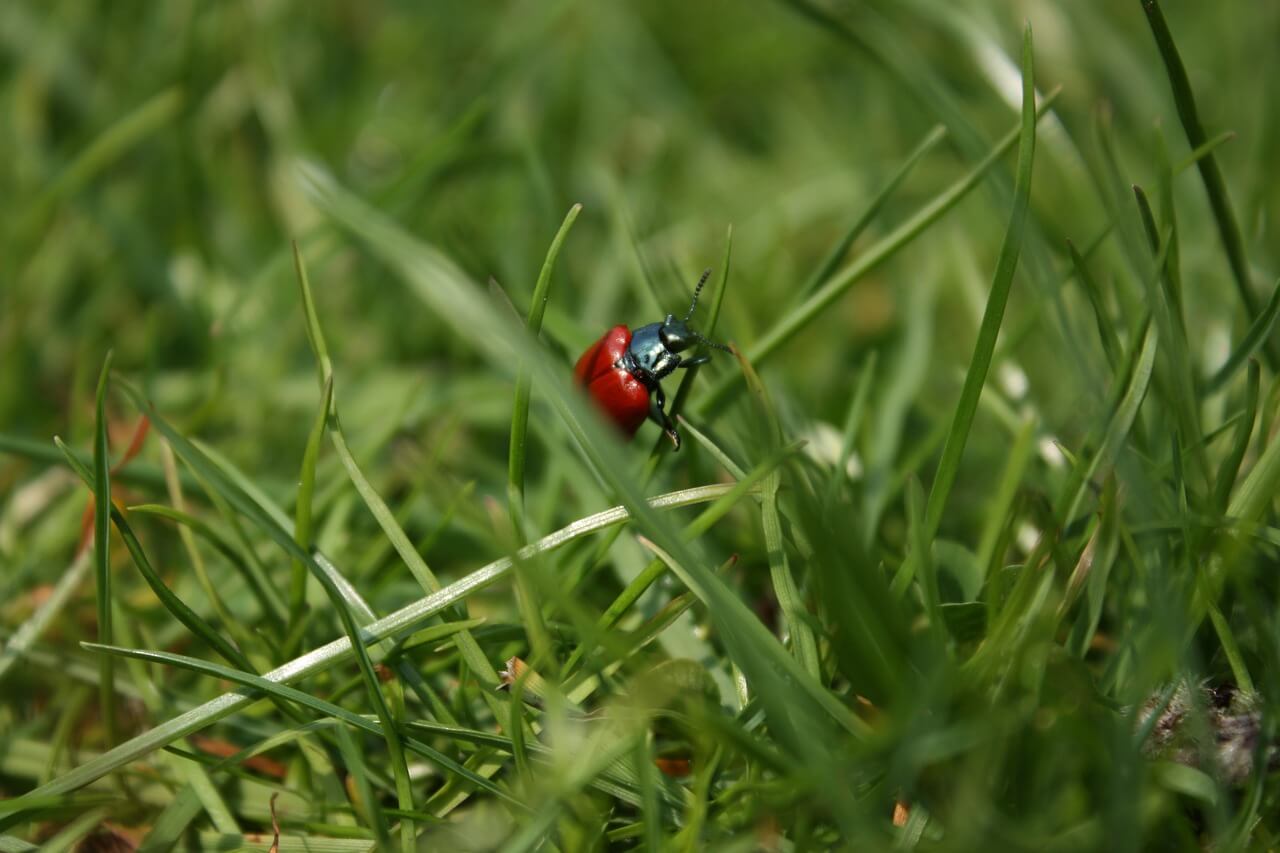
821 350 877 512
1213 360 1260 513
290 375 333 650
923 26 1037 540
509 203 581 515
91 352 116 748
1205 278 1280 394
115 383 416 852
80 642 520 810
504 203 583 671
563 443 798 675
334 723 393 849
296 241 503 689
14 485 726 801
794 125 947 302
697 86 1061 415
1067 239 1122 371
1140 0 1269 362
0 550 90 686
13 88 183 248
55 439 250 671
738 349 819 677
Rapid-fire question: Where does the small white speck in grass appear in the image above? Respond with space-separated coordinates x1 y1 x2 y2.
1017 522 1042 555
1202 319 1231 375
168 252 202 303
998 363 1030 400
800 422 863 479
1038 437 1066 469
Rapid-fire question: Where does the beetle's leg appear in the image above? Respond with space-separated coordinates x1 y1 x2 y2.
650 386 681 451
679 355 711 368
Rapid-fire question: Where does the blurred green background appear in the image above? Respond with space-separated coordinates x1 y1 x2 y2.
3 0 1280 848
5 0 1275 452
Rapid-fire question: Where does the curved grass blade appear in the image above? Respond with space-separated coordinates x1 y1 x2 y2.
0 434 196 492
159 441 254 652
697 86 1062 414
563 441 798 676
14 88 183 249
924 26 1038 540
116 384 415 851
1140 0 1270 364
289 374 333 650
509 203 582 517
1212 360 1260 513
794 124 947 302
1067 239 1122 371
55 439 248 672
14 484 727 802
737 348 819 677
295 260 504 698
498 200 578 690
81 642 522 810
91 352 117 748
0 550 90 687
1205 278 1280 394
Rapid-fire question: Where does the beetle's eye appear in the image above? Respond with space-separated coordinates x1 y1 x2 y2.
661 323 695 352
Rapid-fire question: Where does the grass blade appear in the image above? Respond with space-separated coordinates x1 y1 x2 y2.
289 375 333 651
924 26 1038 540
696 86 1061 414
1205 278 1280 394
91 352 116 748
80 643 520 810
794 125 948 302
55 439 249 672
13 484 728 801
509 203 582 515
1213 360 1260 513
1140 0 1270 364
505 204 581 670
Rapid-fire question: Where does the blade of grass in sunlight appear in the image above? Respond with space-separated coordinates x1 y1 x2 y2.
509 203 582 517
91 353 116 749
1140 0 1272 364
1205 278 1280 394
924 27 1038 541
696 87 1062 415
80 643 521 810
14 484 729 802
505 203 581 668
55 439 249 671
793 124 948 302
737 347 820 678
115 383 416 852
288 372 332 652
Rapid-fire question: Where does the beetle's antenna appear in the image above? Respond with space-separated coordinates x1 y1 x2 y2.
694 332 732 353
684 268 712 322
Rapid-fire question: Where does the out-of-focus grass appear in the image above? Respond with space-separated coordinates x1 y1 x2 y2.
2 1 1279 849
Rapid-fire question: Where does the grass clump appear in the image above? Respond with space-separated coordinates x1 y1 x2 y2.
2 2 1280 850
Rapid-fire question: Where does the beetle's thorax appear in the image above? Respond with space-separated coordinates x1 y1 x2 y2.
622 321 681 385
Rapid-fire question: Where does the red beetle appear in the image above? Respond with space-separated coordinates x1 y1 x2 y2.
574 270 729 451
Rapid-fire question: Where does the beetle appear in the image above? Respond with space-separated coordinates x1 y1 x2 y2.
574 269 730 451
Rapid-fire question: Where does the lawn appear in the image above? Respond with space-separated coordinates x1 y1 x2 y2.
2 1 1279 849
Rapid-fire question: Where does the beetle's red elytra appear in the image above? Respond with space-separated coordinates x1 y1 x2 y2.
573 325 652 438
573 270 730 451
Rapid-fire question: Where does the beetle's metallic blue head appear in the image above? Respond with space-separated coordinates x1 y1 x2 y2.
661 269 730 355
625 269 730 385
